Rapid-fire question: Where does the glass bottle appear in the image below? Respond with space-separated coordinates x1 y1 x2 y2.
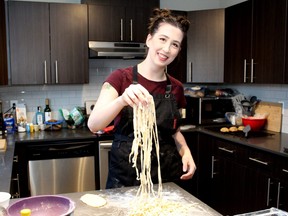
44 98 52 122
36 106 44 125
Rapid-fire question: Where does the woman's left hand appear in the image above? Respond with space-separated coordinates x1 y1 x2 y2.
180 151 196 180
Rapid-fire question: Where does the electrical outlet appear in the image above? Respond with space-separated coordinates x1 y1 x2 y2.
10 100 18 108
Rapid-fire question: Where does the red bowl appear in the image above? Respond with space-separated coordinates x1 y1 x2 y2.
242 117 267 131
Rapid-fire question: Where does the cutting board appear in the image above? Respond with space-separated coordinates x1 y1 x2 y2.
0 139 7 152
254 101 282 132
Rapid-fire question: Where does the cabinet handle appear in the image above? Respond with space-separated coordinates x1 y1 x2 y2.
267 178 271 206
218 147 234 154
211 156 217 179
44 60 47 84
244 59 247 83
55 60 58 84
248 157 268 166
250 58 254 83
12 173 21 198
130 19 133 41
120 19 123 41
187 62 192 82
13 155 18 163
282 169 288 173
277 182 281 208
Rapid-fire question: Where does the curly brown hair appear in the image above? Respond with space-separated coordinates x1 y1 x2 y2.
147 8 190 38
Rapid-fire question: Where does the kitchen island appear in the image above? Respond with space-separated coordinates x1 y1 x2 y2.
8 182 222 216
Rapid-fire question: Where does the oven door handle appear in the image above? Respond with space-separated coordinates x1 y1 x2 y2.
100 142 112 149
48 144 91 151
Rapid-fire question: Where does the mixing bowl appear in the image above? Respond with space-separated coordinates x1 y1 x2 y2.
7 195 75 216
242 116 267 131
0 192 11 208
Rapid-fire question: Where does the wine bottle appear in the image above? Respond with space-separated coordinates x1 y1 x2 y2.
44 99 52 122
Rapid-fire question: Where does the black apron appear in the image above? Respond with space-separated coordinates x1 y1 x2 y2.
106 65 182 189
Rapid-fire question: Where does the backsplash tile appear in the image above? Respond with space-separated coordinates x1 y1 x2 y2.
0 59 141 124
0 59 287 133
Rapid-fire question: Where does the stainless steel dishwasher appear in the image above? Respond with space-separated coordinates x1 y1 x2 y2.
28 140 97 196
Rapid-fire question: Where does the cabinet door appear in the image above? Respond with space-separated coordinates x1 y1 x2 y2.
224 0 286 84
8 1 50 85
88 5 124 42
187 9 224 83
214 140 247 215
245 151 277 212
278 159 288 211
50 3 88 84
0 0 8 85
224 0 252 83
252 0 286 84
197 134 218 207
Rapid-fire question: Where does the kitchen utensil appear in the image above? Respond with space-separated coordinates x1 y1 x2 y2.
241 98 259 116
242 125 251 137
0 192 10 209
7 195 75 216
242 116 266 131
225 112 242 126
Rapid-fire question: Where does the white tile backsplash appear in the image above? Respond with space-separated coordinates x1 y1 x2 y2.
0 59 141 124
1 59 288 133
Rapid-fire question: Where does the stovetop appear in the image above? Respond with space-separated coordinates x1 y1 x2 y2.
204 125 275 139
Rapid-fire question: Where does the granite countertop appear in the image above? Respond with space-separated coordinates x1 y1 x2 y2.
198 126 288 158
8 182 222 216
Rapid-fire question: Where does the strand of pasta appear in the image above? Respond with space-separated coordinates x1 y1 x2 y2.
129 98 162 199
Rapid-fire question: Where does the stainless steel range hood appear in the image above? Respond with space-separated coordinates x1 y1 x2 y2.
89 41 147 59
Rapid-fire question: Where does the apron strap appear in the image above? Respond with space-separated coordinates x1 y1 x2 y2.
132 65 172 94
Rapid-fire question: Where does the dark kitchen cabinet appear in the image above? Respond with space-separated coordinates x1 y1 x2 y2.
8 1 88 85
0 0 8 85
197 134 247 215
224 0 286 84
87 0 159 42
187 9 224 83
197 132 288 215
243 149 277 212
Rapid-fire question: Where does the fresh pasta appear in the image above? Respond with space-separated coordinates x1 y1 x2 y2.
129 98 162 199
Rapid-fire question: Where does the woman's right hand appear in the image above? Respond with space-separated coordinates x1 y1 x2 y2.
120 84 153 107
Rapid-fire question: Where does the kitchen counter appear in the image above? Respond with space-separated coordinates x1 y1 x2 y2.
198 126 288 158
8 182 222 215
1 125 288 195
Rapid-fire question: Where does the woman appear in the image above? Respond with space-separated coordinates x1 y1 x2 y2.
88 8 196 189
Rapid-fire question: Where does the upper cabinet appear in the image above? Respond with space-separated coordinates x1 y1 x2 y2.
8 1 88 85
224 0 287 84
187 9 224 83
84 0 159 42
0 0 8 85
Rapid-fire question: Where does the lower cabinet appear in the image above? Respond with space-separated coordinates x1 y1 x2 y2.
197 133 288 215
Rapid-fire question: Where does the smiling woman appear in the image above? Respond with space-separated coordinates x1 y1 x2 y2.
88 8 196 191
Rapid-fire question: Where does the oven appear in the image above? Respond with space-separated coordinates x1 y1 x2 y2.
99 140 112 189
